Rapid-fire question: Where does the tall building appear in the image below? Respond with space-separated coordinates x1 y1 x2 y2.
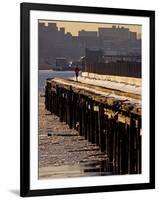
78 30 97 37
38 23 141 69
98 25 130 41
129 31 137 41
59 27 65 34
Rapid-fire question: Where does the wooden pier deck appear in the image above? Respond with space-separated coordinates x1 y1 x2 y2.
45 77 142 175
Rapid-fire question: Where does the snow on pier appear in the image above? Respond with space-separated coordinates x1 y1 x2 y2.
70 72 141 96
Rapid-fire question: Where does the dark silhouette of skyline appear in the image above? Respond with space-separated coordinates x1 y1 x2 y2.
38 22 141 69
39 20 141 38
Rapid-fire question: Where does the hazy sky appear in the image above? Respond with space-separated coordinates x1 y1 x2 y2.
39 20 141 38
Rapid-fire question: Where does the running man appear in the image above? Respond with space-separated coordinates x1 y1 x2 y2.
74 66 80 81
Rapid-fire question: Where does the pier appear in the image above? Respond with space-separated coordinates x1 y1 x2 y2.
45 77 142 175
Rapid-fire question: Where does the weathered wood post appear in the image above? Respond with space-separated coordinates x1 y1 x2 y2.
45 83 48 110
98 103 102 149
94 102 99 146
90 100 95 144
81 95 86 137
84 97 89 140
98 103 105 152
87 97 91 142
68 86 73 129
136 117 141 174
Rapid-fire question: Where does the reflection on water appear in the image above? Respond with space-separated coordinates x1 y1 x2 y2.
39 160 113 179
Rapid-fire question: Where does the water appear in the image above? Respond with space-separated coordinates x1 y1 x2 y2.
39 70 74 91
39 160 113 179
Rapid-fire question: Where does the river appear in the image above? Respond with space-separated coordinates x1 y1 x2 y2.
38 70 74 92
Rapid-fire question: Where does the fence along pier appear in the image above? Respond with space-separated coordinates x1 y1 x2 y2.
45 78 141 175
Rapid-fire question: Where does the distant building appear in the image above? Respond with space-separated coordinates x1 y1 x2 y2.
129 32 137 41
56 57 68 68
85 48 103 63
78 30 97 37
59 27 65 34
83 48 141 78
83 48 103 72
98 25 130 41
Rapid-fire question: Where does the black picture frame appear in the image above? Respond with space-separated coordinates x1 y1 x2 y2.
20 2 155 197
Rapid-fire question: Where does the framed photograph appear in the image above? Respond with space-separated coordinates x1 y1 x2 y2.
20 2 155 197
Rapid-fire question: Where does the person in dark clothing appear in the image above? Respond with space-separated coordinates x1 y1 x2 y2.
74 67 80 81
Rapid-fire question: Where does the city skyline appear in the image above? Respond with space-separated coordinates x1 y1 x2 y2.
39 20 141 39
